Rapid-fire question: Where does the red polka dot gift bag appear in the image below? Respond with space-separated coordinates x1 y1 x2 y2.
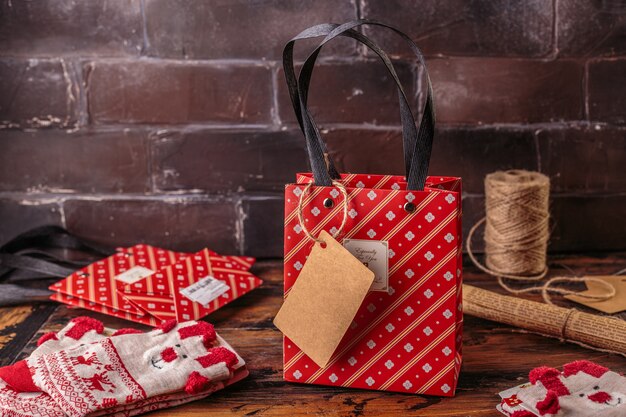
279 21 462 396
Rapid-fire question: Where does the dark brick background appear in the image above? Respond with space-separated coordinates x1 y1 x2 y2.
1 0 625 256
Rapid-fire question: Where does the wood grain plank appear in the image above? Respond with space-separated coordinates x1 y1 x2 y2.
0 303 56 366
0 306 33 350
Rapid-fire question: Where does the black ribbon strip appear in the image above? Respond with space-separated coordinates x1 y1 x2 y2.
0 226 114 282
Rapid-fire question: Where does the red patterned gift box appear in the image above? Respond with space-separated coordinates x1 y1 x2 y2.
50 245 261 326
123 248 263 323
50 244 188 326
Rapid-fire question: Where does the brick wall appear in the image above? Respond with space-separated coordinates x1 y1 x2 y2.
1 0 625 256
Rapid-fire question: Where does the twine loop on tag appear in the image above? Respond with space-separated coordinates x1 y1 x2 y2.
297 181 349 245
466 170 615 305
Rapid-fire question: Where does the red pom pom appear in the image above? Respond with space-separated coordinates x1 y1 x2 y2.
161 347 178 362
112 328 143 336
65 317 104 340
184 371 211 395
195 346 238 370
37 332 58 346
536 390 560 416
157 319 177 333
562 360 609 378
529 366 569 396
178 321 216 347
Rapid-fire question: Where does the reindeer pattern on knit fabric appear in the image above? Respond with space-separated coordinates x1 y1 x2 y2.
0 318 244 417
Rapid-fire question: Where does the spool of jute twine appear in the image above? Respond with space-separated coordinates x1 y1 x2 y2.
466 170 615 305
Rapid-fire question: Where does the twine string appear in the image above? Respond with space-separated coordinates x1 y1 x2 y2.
296 181 349 244
466 170 616 305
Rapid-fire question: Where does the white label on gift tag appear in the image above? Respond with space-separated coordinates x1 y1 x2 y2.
179 276 230 307
342 239 389 292
114 266 155 284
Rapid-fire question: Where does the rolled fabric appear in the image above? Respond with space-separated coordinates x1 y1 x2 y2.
463 284 626 356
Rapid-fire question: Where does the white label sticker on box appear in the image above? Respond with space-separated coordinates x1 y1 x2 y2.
342 239 389 292
179 276 230 307
114 266 155 284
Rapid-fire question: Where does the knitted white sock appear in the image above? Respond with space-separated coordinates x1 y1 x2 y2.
0 320 245 417
517 360 626 417
28 320 240 417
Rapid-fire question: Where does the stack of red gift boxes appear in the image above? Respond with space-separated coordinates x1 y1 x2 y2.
49 244 263 326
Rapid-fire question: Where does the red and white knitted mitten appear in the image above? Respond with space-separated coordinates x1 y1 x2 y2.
31 320 239 416
517 360 626 417
0 320 244 417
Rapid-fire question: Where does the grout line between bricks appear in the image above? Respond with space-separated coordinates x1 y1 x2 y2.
59 201 67 228
270 63 282 128
2 52 624 61
69 58 89 128
1 53 625 64
0 192 241 203
549 0 559 60
146 130 157 194
355 0 363 20
58 58 77 129
234 197 246 255
533 128 542 173
139 0 151 56
462 191 626 198
73 56 394 66
3 55 624 64
3 121 624 135
354 0 368 57
3 190 626 201
83 62 96 125
583 59 590 121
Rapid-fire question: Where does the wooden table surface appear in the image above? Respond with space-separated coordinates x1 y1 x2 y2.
1 253 625 416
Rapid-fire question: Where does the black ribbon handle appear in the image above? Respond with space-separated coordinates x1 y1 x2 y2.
283 23 343 181
0 225 115 282
283 20 435 191
297 25 419 185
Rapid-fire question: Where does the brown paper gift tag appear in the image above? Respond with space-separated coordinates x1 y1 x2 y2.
274 230 375 367
565 275 626 314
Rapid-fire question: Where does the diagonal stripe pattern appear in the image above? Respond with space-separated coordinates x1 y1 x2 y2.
282 173 463 396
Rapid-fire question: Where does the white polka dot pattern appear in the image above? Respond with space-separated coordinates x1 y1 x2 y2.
284 173 463 396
